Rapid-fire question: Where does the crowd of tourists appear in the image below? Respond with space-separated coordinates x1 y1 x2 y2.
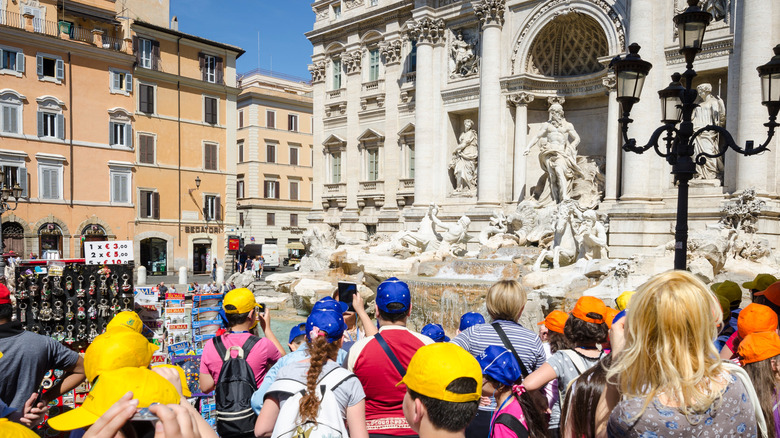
2 270 780 437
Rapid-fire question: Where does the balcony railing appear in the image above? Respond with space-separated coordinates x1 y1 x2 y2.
0 11 24 29
362 79 384 93
327 89 344 99
359 180 384 192
403 72 416 84
0 11 126 53
324 183 346 196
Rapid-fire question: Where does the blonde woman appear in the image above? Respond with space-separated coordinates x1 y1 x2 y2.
607 271 759 436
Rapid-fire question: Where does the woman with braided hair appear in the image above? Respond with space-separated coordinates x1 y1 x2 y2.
255 309 368 438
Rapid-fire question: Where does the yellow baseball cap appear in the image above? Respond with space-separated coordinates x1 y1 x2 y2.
84 330 157 382
49 367 180 431
743 274 778 291
398 343 482 403
106 311 143 333
615 291 635 311
0 418 39 437
223 288 257 314
151 364 192 397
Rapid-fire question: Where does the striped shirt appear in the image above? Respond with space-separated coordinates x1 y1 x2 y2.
451 319 546 374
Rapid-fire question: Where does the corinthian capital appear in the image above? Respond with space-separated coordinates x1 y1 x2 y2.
308 61 327 84
344 50 363 75
379 39 403 65
472 0 506 28
507 92 534 107
602 74 617 91
406 17 446 45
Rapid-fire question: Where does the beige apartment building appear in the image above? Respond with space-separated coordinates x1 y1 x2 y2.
236 70 313 261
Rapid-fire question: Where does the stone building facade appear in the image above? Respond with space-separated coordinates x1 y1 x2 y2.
306 0 780 255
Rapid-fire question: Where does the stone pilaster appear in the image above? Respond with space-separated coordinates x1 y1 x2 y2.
309 60 327 222
507 92 534 202
344 49 363 219
473 0 505 206
602 75 620 202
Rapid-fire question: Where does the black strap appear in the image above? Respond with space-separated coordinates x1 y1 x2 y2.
214 335 227 361
495 413 529 438
374 333 406 378
213 335 261 363
492 322 530 378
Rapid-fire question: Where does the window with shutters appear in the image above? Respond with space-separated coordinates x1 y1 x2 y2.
36 53 64 82
266 110 275 129
108 109 133 149
0 92 22 134
0 46 25 76
368 48 380 81
409 40 417 73
330 152 341 183
138 38 153 69
110 169 131 204
138 83 155 114
267 213 275 226
366 148 379 181
237 180 245 199
204 96 218 125
290 214 299 227
40 113 58 138
138 134 155 164
38 162 62 200
238 110 244 128
289 181 299 201
264 180 280 199
204 195 221 221
238 140 244 163
110 69 133 94
239 212 244 227
266 144 276 163
0 158 28 199
289 146 299 166
204 143 218 170
288 114 298 132
332 59 342 90
204 55 216 83
139 190 160 219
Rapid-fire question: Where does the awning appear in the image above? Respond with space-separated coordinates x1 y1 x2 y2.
286 242 305 250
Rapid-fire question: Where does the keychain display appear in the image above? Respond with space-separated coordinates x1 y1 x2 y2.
14 262 135 350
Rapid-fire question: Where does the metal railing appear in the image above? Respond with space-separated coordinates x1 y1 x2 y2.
70 25 93 43
0 11 125 53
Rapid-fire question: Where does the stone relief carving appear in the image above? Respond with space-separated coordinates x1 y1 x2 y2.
343 50 363 75
576 209 608 260
524 102 584 204
379 39 402 65
309 61 326 83
507 92 535 107
429 204 472 257
344 0 364 10
449 30 479 78
472 0 506 27
449 119 479 195
405 18 446 45
314 6 329 21
532 200 609 270
692 83 726 183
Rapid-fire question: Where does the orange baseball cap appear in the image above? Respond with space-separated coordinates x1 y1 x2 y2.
571 296 607 325
537 310 568 334
737 303 779 339
738 331 780 365
603 308 620 329
755 281 780 307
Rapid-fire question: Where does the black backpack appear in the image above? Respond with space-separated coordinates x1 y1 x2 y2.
213 335 261 438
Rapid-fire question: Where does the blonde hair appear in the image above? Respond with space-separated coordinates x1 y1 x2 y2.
607 270 724 415
486 280 527 322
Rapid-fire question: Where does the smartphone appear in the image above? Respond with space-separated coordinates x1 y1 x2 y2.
131 407 159 422
257 303 266 315
337 282 357 312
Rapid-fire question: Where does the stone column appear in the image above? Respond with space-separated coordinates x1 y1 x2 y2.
603 75 620 201
409 18 445 207
380 38 403 218
308 61 327 222
735 0 775 192
344 49 363 218
507 92 534 202
473 0 506 206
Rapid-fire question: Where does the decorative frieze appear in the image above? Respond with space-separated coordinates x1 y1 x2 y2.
472 0 506 28
405 18 446 45
379 39 403 65
309 61 327 83
345 0 364 10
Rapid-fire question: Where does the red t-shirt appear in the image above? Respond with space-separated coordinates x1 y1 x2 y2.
348 326 433 436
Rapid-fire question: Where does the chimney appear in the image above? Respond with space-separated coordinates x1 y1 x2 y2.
170 16 178 31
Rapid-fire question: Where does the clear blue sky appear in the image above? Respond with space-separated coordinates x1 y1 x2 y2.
170 0 314 80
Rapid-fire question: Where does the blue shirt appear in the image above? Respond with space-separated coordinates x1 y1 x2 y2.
250 344 348 413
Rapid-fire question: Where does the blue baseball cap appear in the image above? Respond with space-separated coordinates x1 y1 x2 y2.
421 323 450 343
312 296 349 314
459 312 486 331
288 322 307 344
376 277 411 314
306 311 346 344
477 345 522 386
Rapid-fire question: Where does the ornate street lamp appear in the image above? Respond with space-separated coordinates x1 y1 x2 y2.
0 166 24 273
611 0 780 270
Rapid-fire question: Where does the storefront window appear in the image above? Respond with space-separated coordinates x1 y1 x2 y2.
141 238 167 275
38 223 62 259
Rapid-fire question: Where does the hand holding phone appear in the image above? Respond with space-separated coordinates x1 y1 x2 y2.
337 282 357 312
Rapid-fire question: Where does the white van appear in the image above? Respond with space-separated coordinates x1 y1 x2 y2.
260 244 280 271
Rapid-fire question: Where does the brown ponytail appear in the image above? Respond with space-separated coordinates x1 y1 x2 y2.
299 335 341 423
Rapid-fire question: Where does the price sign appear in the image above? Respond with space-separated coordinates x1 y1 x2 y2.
85 240 133 265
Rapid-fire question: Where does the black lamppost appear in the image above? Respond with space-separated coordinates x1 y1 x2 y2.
0 168 24 272
611 0 780 270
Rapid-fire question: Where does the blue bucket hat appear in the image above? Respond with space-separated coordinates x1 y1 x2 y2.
312 296 349 314
459 312 486 331
477 345 522 386
306 311 346 344
288 322 307 344
376 277 411 314
421 323 450 343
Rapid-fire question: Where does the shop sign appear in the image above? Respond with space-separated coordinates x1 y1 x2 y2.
134 287 159 305
183 226 224 234
85 241 133 265
228 237 240 251
281 226 306 234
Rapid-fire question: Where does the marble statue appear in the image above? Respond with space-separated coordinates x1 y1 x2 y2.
298 224 337 272
479 211 508 246
430 203 471 257
703 0 728 21
692 83 726 182
449 119 479 194
450 32 477 78
524 103 584 204
533 200 579 270
576 210 608 260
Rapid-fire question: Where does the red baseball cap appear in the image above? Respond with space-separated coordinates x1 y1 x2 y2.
0 284 10 305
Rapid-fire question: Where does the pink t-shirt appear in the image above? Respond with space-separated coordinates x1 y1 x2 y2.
200 333 281 388
490 397 528 438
